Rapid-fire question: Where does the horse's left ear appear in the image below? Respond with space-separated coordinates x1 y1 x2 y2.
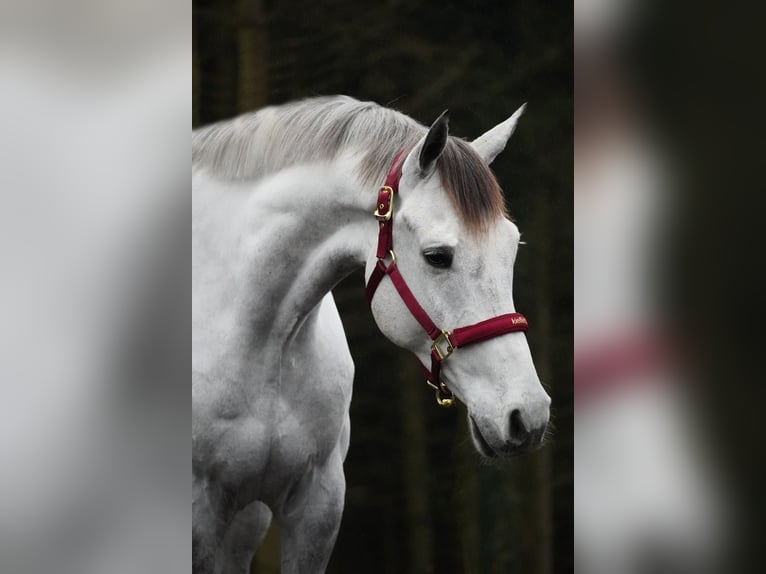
403 110 450 178
471 103 526 165
419 110 450 171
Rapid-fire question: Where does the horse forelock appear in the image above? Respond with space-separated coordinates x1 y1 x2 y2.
436 138 508 235
192 95 507 234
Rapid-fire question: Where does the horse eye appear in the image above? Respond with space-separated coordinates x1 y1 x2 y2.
423 249 453 269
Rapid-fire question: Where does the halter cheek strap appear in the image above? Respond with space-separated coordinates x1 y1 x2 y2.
365 152 529 407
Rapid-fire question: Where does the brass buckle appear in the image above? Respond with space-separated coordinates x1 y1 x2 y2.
431 329 454 361
426 380 455 408
374 186 394 221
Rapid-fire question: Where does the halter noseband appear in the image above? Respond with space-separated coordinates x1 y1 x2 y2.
364 152 530 407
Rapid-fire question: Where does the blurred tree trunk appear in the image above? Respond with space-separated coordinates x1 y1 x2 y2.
203 0 237 122
237 0 269 112
456 417 480 574
524 181 555 574
400 358 435 574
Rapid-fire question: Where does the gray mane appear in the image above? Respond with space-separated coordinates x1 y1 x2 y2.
192 95 508 232
192 95 425 187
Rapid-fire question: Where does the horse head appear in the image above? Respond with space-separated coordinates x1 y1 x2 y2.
366 107 551 458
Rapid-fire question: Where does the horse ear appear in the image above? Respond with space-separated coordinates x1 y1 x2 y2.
471 103 526 165
419 110 449 171
401 110 449 181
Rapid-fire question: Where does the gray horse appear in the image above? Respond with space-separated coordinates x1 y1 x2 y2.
192 96 550 573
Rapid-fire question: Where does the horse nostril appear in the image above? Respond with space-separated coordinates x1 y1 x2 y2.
509 409 529 445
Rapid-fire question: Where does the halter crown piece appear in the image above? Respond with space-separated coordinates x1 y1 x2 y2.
365 151 530 407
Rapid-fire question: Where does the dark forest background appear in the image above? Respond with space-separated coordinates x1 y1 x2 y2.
193 1 572 572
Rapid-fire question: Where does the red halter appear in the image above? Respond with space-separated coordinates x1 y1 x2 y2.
365 152 530 407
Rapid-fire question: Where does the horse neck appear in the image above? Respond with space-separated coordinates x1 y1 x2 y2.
197 157 379 352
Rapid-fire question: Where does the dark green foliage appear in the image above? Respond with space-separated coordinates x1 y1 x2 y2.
194 1 572 571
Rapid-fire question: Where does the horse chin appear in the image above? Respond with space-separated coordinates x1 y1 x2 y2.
469 415 498 459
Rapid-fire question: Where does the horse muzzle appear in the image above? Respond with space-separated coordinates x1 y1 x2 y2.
469 396 550 458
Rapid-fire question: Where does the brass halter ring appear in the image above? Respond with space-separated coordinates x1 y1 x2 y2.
426 379 456 408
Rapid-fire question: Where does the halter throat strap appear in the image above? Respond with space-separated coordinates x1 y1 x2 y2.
365 152 529 407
